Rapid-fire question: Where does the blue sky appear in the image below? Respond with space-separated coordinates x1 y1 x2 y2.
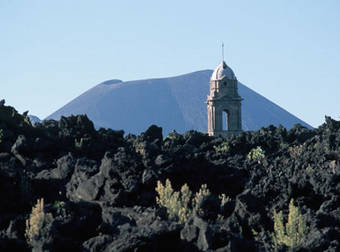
1 0 339 127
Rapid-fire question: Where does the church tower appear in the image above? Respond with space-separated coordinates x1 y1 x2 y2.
207 60 243 137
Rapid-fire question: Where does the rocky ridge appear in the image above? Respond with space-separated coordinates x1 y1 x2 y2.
0 102 339 251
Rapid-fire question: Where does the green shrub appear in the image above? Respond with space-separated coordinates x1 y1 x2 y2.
75 137 91 151
156 179 231 223
156 179 192 223
288 145 303 158
247 146 265 163
252 199 308 248
213 142 229 152
273 199 308 247
219 193 231 208
305 164 313 174
193 184 211 210
52 200 65 210
25 198 53 246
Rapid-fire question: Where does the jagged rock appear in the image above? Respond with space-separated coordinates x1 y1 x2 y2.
33 137 54 153
66 158 99 201
181 223 199 242
11 135 28 154
101 219 182 251
163 130 184 153
142 168 157 185
54 202 101 241
0 237 28 252
195 194 220 220
82 235 113 252
11 135 29 166
74 174 105 201
142 124 163 143
102 148 143 194
0 105 31 131
55 153 74 179
58 114 95 138
0 152 11 162
154 154 172 167
0 156 30 213
82 207 183 251
0 104 339 251
5 219 21 239
181 215 235 251
183 130 210 148
36 153 74 180
101 208 136 231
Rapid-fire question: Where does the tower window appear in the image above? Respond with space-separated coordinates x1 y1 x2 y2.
222 111 229 130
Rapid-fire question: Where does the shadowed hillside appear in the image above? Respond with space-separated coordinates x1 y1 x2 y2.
47 70 311 135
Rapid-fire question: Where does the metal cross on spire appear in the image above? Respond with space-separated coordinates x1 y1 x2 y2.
222 42 225 62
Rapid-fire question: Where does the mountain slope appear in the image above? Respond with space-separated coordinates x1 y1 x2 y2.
46 70 311 135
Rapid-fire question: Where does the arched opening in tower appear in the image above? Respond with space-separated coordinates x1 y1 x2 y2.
222 111 229 131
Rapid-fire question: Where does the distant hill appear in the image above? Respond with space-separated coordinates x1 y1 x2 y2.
46 70 311 136
28 115 41 125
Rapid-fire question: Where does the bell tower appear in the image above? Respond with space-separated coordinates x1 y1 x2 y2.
207 60 243 137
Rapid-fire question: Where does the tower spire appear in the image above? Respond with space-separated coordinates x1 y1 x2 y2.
222 42 224 62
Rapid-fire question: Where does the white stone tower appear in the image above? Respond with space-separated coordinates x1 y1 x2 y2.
207 61 243 137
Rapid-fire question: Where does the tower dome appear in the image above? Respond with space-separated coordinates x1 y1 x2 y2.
207 59 242 137
210 61 237 81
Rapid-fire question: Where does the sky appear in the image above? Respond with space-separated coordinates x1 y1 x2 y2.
1 0 339 127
